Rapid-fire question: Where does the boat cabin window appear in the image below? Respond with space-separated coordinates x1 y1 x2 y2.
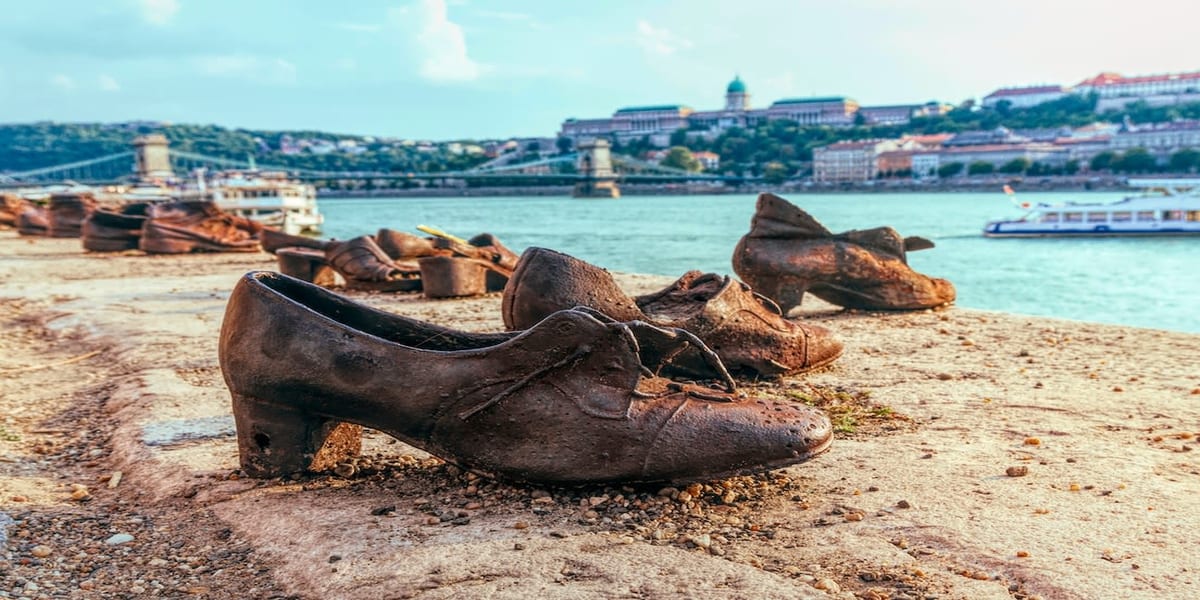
1136 210 1156 221
1111 211 1132 223
1188 211 1200 222
1086 212 1108 223
1162 210 1184 221
1039 212 1060 223
1063 212 1083 223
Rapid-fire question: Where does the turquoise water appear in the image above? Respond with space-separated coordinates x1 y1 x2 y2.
320 192 1200 333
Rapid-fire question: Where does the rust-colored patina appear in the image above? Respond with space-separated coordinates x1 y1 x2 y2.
47 192 97 238
0 194 31 228
324 235 421 292
16 204 49 237
418 256 490 298
733 193 956 312
139 201 261 254
82 203 151 252
219 271 832 484
502 247 843 379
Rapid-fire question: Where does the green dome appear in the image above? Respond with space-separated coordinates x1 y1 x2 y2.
726 76 746 94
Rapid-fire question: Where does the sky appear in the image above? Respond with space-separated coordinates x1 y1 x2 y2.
0 0 1197 141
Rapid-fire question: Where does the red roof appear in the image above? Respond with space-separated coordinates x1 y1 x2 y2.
985 85 1064 98
1076 71 1200 87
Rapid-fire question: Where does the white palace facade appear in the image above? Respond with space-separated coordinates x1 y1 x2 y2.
560 77 943 146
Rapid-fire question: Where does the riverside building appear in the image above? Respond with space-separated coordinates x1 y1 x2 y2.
560 76 933 146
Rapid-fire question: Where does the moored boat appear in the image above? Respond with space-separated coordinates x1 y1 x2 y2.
191 170 323 235
984 179 1200 238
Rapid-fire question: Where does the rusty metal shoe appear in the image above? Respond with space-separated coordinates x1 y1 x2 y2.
260 228 328 254
732 193 956 312
1 193 31 228
502 247 843 379
47 192 97 238
82 203 151 252
324 235 421 292
16 204 49 236
140 201 261 254
375 229 441 260
220 271 833 484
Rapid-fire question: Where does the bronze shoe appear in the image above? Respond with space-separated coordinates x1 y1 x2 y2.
220 271 832 484
140 201 261 254
260 228 328 254
47 192 97 238
16 204 49 236
732 193 956 312
502 248 843 379
324 235 421 292
82 203 150 252
418 256 489 298
0 193 30 228
375 229 441 260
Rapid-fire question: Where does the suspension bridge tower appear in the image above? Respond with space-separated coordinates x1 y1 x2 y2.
133 134 175 181
572 139 620 199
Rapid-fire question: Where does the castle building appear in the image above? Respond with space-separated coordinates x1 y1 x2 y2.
560 76 924 146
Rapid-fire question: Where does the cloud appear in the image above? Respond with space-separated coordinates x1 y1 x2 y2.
50 74 75 91
473 9 532 22
138 0 179 26
194 55 297 84
392 0 481 83
98 74 121 92
336 22 383 33
635 20 692 56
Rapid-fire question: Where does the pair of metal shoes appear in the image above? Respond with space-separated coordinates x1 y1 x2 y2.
13 192 98 238
220 247 840 484
733 193 956 312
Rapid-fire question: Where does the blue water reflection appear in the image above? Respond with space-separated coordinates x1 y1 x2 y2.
320 192 1199 333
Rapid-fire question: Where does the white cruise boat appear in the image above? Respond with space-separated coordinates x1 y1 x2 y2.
194 170 323 235
984 179 1200 238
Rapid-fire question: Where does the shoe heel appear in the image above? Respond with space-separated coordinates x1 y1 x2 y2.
232 393 362 478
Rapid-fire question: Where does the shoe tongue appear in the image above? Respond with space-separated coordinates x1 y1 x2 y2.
638 271 725 321
834 227 908 259
748 193 832 239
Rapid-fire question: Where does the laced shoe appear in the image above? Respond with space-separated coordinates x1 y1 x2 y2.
220 271 833 484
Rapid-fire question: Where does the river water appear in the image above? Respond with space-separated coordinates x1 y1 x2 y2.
320 192 1200 334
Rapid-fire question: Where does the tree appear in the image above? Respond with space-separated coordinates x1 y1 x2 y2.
660 146 701 172
669 128 689 147
556 137 573 154
1090 151 1116 172
938 162 964 178
1169 148 1200 172
763 161 789 183
968 161 995 175
1114 148 1157 173
1064 160 1080 175
999 157 1030 174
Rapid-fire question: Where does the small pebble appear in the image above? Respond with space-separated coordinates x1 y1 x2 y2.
813 578 841 594
30 545 52 558
513 521 529 529
896 499 911 509
105 533 134 545
1006 466 1029 477
1024 437 1041 446
1016 551 1030 558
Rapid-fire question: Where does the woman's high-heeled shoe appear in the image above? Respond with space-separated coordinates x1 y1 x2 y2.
501 248 843 379
219 271 832 485
733 193 956 312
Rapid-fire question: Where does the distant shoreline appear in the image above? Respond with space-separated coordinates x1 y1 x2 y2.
319 176 1132 199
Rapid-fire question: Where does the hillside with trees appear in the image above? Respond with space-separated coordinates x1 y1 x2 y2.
0 122 489 174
